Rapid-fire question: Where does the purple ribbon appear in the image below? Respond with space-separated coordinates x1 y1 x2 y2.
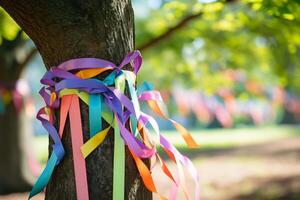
33 50 199 199
38 50 148 164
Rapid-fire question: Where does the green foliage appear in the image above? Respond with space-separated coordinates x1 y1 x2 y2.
0 7 21 42
134 0 300 95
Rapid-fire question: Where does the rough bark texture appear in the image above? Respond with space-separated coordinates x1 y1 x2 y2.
0 0 152 199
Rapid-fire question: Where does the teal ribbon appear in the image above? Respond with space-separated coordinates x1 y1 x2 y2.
124 72 141 137
0 96 5 114
88 70 118 137
130 115 138 137
29 152 57 199
104 71 118 85
137 82 154 95
89 94 102 137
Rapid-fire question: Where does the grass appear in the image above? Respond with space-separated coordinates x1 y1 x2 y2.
33 125 300 163
163 125 300 150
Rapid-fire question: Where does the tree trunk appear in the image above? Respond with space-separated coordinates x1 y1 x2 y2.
0 0 152 199
0 32 36 194
0 101 33 194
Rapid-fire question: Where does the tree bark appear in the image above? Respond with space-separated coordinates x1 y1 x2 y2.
0 0 152 199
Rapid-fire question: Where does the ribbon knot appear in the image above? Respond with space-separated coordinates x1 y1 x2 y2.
29 50 200 200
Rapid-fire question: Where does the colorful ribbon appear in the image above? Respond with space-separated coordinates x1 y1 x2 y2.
30 50 199 200
0 83 24 114
0 95 4 114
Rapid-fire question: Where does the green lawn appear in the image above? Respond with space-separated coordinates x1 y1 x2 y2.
163 125 300 149
33 125 300 163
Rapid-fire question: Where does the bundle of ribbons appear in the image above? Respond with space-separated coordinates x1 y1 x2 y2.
29 50 200 200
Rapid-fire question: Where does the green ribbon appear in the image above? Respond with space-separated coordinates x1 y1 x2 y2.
113 73 126 200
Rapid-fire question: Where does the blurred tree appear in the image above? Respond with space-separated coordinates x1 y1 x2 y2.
0 8 37 194
134 0 300 96
0 0 151 199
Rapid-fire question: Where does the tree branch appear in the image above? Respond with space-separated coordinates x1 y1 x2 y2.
138 12 203 52
137 0 237 52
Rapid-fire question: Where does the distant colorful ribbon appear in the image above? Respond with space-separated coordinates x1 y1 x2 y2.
29 50 199 200
0 83 23 114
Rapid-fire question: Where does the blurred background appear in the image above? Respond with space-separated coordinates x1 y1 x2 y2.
0 0 300 199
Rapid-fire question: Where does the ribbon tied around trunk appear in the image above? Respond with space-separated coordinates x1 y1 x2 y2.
29 50 200 200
